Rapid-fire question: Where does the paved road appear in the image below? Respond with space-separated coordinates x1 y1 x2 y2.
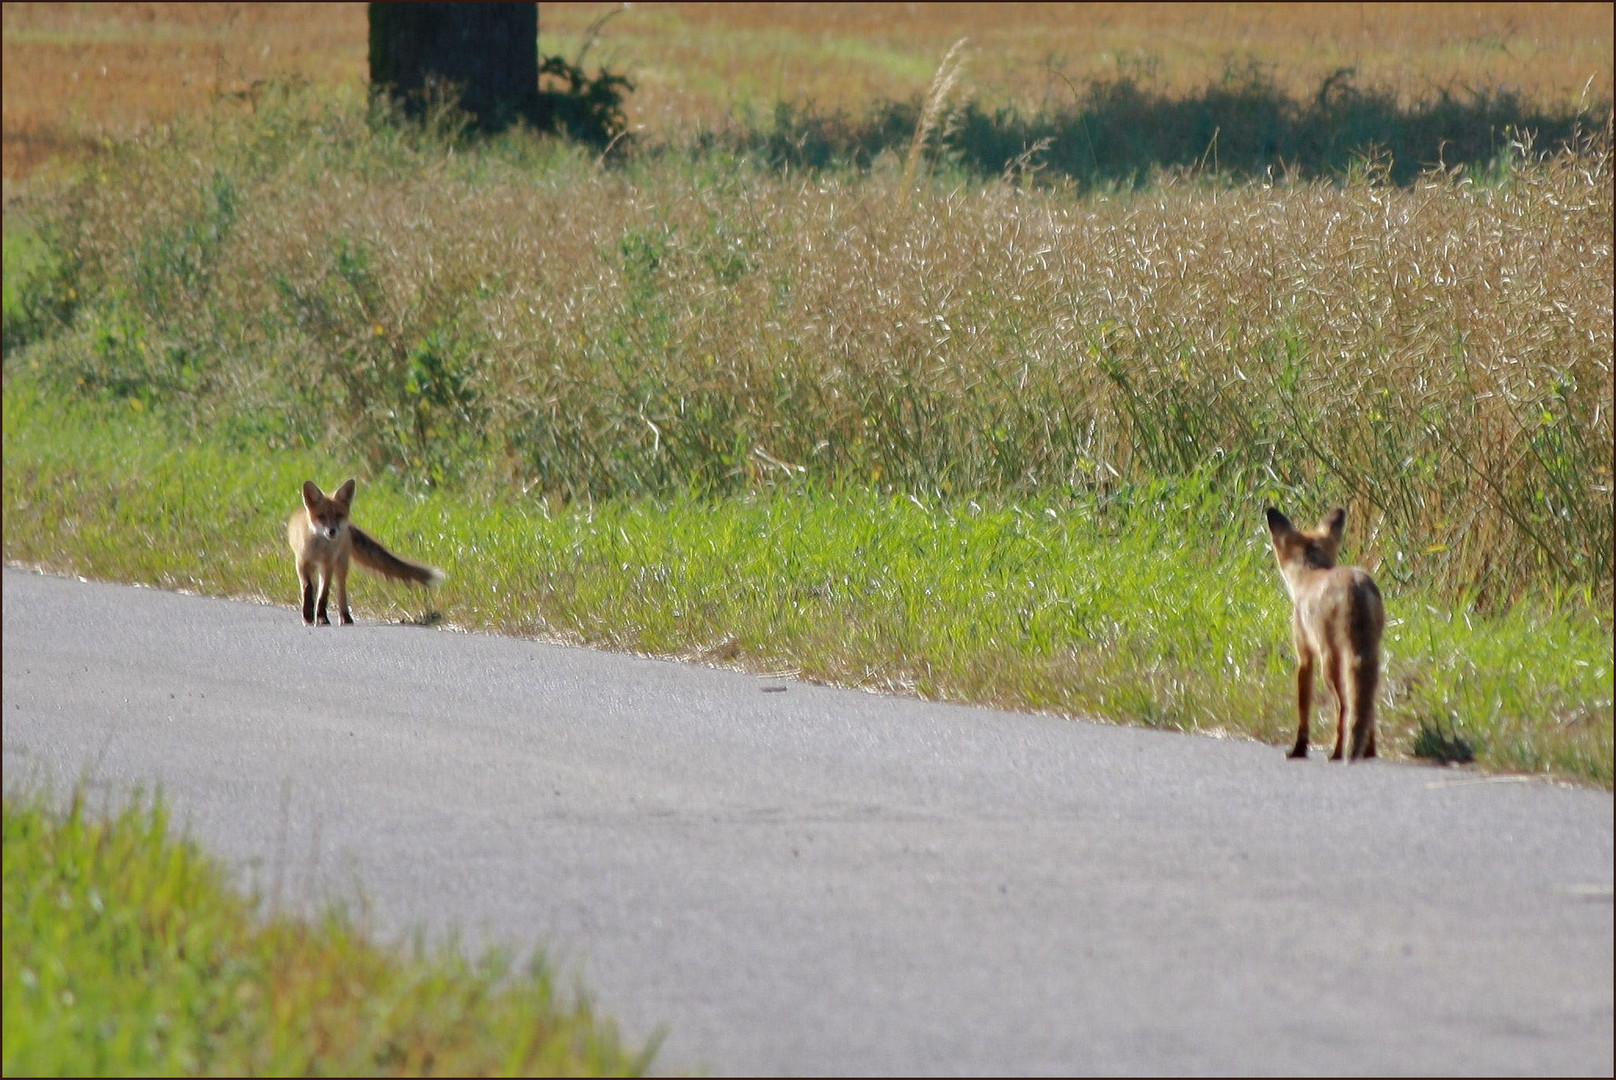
3 567 1611 1075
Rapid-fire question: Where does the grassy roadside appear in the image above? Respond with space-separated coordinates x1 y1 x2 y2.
1 788 653 1077
5 383 1609 786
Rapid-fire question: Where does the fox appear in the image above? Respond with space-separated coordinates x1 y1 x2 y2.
1264 506 1385 761
287 478 443 626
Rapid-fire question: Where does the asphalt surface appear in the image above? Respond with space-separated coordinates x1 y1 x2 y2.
3 566 1612 1076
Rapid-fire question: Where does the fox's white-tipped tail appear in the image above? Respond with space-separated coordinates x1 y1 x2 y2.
349 525 444 586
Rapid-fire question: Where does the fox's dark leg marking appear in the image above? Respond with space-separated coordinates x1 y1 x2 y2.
301 575 315 625
1348 661 1378 760
1347 596 1382 761
315 571 331 626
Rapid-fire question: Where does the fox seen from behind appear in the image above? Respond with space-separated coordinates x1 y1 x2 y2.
1265 506 1384 761
287 479 443 625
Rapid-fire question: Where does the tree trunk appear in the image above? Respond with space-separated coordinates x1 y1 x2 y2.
368 3 539 131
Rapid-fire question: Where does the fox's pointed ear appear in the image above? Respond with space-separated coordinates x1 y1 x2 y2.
1265 507 1292 537
334 478 356 505
1323 507 1347 542
302 480 323 509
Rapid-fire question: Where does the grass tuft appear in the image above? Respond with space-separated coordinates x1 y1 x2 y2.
899 37 969 204
1 787 654 1077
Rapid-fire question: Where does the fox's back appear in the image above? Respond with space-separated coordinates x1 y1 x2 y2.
1293 564 1383 657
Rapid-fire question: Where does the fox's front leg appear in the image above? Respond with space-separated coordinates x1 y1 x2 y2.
335 560 353 625
299 561 317 625
314 568 332 626
1289 650 1314 759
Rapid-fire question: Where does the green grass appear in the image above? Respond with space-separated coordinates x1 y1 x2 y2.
0 208 73 359
1 787 654 1077
5 383 1609 786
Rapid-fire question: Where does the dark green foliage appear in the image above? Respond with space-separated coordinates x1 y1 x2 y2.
743 67 1606 187
538 53 634 149
1 220 79 360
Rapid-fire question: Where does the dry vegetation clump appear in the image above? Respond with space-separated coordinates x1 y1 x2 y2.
16 90 1610 608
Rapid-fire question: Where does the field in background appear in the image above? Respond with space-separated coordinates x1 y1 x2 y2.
1 2 366 185
5 2 1612 186
552 2 1616 134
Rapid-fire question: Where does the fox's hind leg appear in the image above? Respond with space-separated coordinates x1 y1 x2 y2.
1347 655 1379 760
1324 649 1348 760
1289 649 1314 759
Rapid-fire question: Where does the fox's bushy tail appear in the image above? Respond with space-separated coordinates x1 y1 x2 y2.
350 526 445 586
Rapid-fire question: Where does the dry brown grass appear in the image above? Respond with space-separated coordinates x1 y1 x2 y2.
5 2 1611 185
542 2 1613 134
1 2 366 186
